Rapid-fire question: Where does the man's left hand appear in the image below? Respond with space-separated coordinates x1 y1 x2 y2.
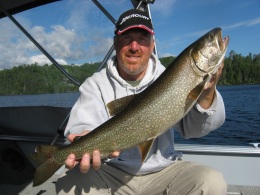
197 61 224 109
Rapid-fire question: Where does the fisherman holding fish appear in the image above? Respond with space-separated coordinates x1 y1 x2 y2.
55 9 228 194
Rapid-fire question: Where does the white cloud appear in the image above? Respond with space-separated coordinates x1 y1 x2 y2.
65 0 95 32
159 16 260 54
0 0 116 70
30 25 87 61
158 52 176 58
223 17 260 30
151 0 177 16
0 19 86 69
29 54 67 65
172 17 260 43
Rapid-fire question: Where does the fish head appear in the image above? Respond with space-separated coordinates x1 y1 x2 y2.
190 28 229 76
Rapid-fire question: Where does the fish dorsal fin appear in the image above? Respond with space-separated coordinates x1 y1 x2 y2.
106 95 135 116
138 138 155 163
185 74 211 111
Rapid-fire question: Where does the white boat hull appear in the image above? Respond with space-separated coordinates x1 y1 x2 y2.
175 144 260 186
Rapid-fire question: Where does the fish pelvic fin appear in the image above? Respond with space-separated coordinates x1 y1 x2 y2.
106 95 135 116
138 138 155 163
29 145 63 187
185 74 211 111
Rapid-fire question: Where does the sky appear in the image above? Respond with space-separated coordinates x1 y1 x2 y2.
0 0 259 69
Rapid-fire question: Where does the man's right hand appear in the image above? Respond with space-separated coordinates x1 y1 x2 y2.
65 130 120 173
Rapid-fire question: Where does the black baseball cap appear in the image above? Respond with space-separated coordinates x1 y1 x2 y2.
114 9 154 35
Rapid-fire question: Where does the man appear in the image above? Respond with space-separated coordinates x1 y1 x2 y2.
56 9 227 194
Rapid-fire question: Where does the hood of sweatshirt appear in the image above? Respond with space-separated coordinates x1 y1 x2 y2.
106 53 164 96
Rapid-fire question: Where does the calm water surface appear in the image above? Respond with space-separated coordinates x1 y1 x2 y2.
0 85 259 146
175 84 260 146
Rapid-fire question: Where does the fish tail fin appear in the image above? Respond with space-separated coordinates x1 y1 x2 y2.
29 145 63 187
33 158 62 187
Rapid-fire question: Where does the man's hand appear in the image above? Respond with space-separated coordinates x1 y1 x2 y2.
65 130 119 173
197 61 224 109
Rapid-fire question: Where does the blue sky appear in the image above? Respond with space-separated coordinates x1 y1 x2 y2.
0 0 259 69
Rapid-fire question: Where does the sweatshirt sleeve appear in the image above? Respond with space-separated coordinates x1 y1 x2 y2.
64 77 109 137
176 90 226 139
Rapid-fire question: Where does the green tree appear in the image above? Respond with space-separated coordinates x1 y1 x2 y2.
0 52 259 95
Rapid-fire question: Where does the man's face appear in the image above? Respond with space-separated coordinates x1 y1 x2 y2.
114 29 155 81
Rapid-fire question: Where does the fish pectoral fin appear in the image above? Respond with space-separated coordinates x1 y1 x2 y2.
185 74 211 111
73 135 83 142
106 95 135 116
138 138 155 163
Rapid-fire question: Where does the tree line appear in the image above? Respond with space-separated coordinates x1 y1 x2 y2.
0 50 259 95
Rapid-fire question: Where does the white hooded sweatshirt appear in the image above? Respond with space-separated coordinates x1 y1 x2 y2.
65 54 225 175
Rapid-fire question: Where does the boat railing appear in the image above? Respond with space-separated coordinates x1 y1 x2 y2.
175 144 260 156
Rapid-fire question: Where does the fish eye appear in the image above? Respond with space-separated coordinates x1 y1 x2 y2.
208 33 214 41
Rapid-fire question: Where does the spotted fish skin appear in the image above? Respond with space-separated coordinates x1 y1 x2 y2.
31 28 229 186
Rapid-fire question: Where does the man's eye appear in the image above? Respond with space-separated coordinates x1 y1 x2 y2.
121 36 131 41
138 37 149 44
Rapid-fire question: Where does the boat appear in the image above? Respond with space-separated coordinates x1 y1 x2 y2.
0 1 259 194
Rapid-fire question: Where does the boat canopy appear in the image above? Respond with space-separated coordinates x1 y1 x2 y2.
0 0 59 19
0 0 157 140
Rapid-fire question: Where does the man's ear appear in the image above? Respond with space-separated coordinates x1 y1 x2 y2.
150 38 155 53
113 36 117 50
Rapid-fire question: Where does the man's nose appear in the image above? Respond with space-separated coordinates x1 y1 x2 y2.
129 40 139 52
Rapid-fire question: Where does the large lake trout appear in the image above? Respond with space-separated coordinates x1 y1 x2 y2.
31 28 229 186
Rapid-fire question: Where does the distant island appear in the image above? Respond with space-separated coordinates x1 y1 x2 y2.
0 50 259 95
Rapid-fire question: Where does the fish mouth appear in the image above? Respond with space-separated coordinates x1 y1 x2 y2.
208 34 229 74
222 36 229 52
192 28 230 75
219 30 229 51
222 36 229 45
199 34 229 62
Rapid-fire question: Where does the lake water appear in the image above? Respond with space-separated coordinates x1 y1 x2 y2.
0 84 259 146
175 85 260 146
